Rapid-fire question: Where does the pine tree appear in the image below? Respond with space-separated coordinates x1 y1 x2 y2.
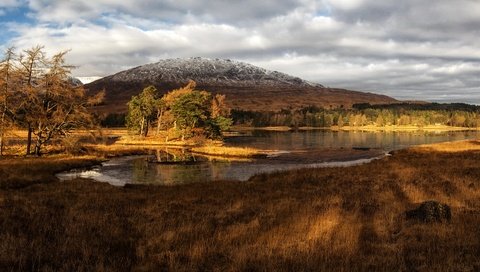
171 90 211 140
127 81 232 141
126 85 159 136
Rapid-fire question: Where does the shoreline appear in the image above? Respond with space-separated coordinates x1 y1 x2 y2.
231 125 480 133
231 124 479 132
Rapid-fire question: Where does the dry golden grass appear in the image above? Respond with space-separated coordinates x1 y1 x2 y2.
0 155 102 189
414 139 480 152
1 146 480 270
115 135 193 146
190 145 267 158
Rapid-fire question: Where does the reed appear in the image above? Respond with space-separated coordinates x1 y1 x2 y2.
190 145 267 158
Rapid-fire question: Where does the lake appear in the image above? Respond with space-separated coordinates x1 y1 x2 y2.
57 129 479 186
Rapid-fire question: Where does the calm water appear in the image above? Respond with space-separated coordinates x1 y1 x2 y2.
57 130 479 186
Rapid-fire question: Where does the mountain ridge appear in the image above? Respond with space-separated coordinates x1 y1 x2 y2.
85 57 397 113
105 57 323 88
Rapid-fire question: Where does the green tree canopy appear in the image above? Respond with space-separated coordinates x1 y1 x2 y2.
126 81 232 141
126 85 159 136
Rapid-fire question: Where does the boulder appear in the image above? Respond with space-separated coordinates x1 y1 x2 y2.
406 201 451 223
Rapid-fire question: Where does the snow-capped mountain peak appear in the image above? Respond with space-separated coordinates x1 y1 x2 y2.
108 57 323 88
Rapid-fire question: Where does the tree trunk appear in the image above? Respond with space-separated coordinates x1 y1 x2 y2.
144 120 149 137
0 108 5 156
140 117 145 137
34 144 41 156
0 101 6 156
156 109 163 136
0 133 3 156
34 136 42 156
26 125 32 156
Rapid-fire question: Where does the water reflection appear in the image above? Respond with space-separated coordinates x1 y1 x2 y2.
152 148 196 163
225 130 478 151
57 130 479 186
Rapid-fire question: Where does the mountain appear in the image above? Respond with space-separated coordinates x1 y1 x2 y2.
85 57 397 113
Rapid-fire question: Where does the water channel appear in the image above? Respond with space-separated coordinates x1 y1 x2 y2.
57 130 479 186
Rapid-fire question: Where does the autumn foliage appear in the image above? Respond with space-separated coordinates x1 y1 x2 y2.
0 46 103 156
126 80 232 140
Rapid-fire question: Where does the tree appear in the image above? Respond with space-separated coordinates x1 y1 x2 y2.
171 90 211 140
155 99 166 135
0 46 104 156
0 47 18 156
337 115 344 127
126 85 159 136
28 50 103 156
159 80 196 131
17 45 46 155
126 81 232 141
207 94 232 138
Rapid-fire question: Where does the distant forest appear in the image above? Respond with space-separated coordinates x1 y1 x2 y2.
101 102 480 128
231 103 480 128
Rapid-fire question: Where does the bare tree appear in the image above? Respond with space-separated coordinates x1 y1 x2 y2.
28 50 103 156
18 45 46 155
0 47 18 156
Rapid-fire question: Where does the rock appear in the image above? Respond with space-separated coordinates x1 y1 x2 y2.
406 201 452 223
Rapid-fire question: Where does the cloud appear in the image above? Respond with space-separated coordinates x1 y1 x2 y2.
0 0 23 8
2 0 480 103
26 0 306 25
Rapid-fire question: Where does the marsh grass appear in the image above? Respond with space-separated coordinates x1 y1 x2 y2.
0 156 102 189
415 139 480 152
190 145 267 158
1 141 480 270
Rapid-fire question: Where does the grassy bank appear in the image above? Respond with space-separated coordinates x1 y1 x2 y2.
1 141 480 270
0 156 103 189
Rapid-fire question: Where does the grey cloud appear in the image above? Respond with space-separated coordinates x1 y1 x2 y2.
27 0 304 25
4 0 480 104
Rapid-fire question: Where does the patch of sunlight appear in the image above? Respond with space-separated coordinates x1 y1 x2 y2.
307 208 341 243
329 214 361 255
218 218 260 241
416 140 480 152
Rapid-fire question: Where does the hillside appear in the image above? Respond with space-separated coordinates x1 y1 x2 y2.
85 57 397 113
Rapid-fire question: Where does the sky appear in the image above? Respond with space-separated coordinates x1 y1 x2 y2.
1 0 480 104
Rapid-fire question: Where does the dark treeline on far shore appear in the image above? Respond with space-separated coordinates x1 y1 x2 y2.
230 103 480 128
100 102 480 128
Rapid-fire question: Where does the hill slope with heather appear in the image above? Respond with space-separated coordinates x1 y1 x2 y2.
85 57 397 113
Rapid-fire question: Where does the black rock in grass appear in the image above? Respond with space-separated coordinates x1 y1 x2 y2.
406 201 452 223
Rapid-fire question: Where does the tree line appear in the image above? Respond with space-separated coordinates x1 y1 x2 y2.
231 105 480 128
126 81 232 140
105 103 480 129
0 46 102 156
